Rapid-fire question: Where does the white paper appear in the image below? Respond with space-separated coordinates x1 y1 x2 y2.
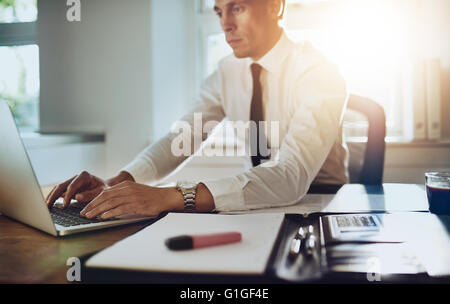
86 212 285 275
390 213 450 277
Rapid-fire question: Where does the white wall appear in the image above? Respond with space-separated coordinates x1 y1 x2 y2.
27 142 106 185
38 0 154 177
384 0 450 183
150 0 198 140
37 0 199 178
417 0 450 139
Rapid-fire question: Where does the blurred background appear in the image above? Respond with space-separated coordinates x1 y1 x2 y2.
0 0 449 186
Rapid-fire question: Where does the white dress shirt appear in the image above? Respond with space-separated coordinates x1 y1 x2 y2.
121 31 349 212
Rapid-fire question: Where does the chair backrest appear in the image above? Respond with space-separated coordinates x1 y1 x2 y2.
346 94 386 184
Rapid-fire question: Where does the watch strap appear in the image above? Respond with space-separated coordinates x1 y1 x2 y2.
176 182 198 212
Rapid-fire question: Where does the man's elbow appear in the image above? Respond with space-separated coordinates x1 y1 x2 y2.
281 160 312 204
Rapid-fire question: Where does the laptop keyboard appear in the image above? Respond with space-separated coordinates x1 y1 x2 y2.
50 205 103 227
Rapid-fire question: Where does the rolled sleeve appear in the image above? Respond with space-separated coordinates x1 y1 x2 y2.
202 176 249 212
120 153 158 184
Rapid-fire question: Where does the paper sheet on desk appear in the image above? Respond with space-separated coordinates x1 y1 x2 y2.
223 184 429 215
393 213 450 277
85 213 285 275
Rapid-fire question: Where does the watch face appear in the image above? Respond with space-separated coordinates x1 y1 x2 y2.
178 181 197 189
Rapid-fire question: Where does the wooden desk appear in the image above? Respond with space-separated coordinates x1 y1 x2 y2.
0 185 150 283
0 215 148 283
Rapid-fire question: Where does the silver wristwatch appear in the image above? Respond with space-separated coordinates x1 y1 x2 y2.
176 181 198 212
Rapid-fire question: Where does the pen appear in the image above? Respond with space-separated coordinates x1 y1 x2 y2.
305 225 316 256
307 225 314 236
288 238 301 259
165 231 242 250
297 227 307 239
288 227 307 260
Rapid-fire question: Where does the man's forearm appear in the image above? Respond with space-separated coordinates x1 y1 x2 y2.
106 172 215 213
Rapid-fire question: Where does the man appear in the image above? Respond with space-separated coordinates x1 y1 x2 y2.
46 0 348 219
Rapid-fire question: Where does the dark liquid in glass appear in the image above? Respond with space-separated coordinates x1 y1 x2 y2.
426 186 450 215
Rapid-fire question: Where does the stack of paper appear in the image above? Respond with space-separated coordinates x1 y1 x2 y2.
86 213 284 274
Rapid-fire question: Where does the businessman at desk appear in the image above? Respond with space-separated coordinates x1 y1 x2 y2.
46 0 348 219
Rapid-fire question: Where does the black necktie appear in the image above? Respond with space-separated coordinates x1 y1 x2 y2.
250 63 269 167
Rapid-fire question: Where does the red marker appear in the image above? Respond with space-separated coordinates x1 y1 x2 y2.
165 232 242 250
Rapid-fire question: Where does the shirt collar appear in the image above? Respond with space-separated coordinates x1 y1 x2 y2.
248 30 294 74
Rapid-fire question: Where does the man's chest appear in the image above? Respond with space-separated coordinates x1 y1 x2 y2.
220 71 296 132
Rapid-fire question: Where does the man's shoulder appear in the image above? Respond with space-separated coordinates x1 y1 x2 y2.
287 40 337 76
291 40 325 61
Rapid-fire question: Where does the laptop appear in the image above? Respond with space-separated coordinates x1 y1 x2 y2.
0 101 153 236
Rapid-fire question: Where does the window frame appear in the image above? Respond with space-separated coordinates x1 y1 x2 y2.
197 1 223 83
0 21 36 46
196 0 411 140
0 8 38 131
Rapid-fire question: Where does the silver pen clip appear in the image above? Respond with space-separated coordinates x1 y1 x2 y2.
288 238 302 259
288 227 307 260
305 225 316 256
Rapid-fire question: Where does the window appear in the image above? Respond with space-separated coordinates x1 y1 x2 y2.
196 0 429 140
0 0 38 132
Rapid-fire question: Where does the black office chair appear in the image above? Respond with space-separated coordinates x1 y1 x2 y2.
346 94 386 185
307 94 386 193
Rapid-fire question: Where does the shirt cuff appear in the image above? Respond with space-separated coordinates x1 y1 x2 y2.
202 176 249 212
119 156 158 185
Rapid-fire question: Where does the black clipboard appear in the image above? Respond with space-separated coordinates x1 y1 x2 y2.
79 212 448 284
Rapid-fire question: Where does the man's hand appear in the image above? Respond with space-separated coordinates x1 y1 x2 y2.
79 181 183 220
45 170 134 208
